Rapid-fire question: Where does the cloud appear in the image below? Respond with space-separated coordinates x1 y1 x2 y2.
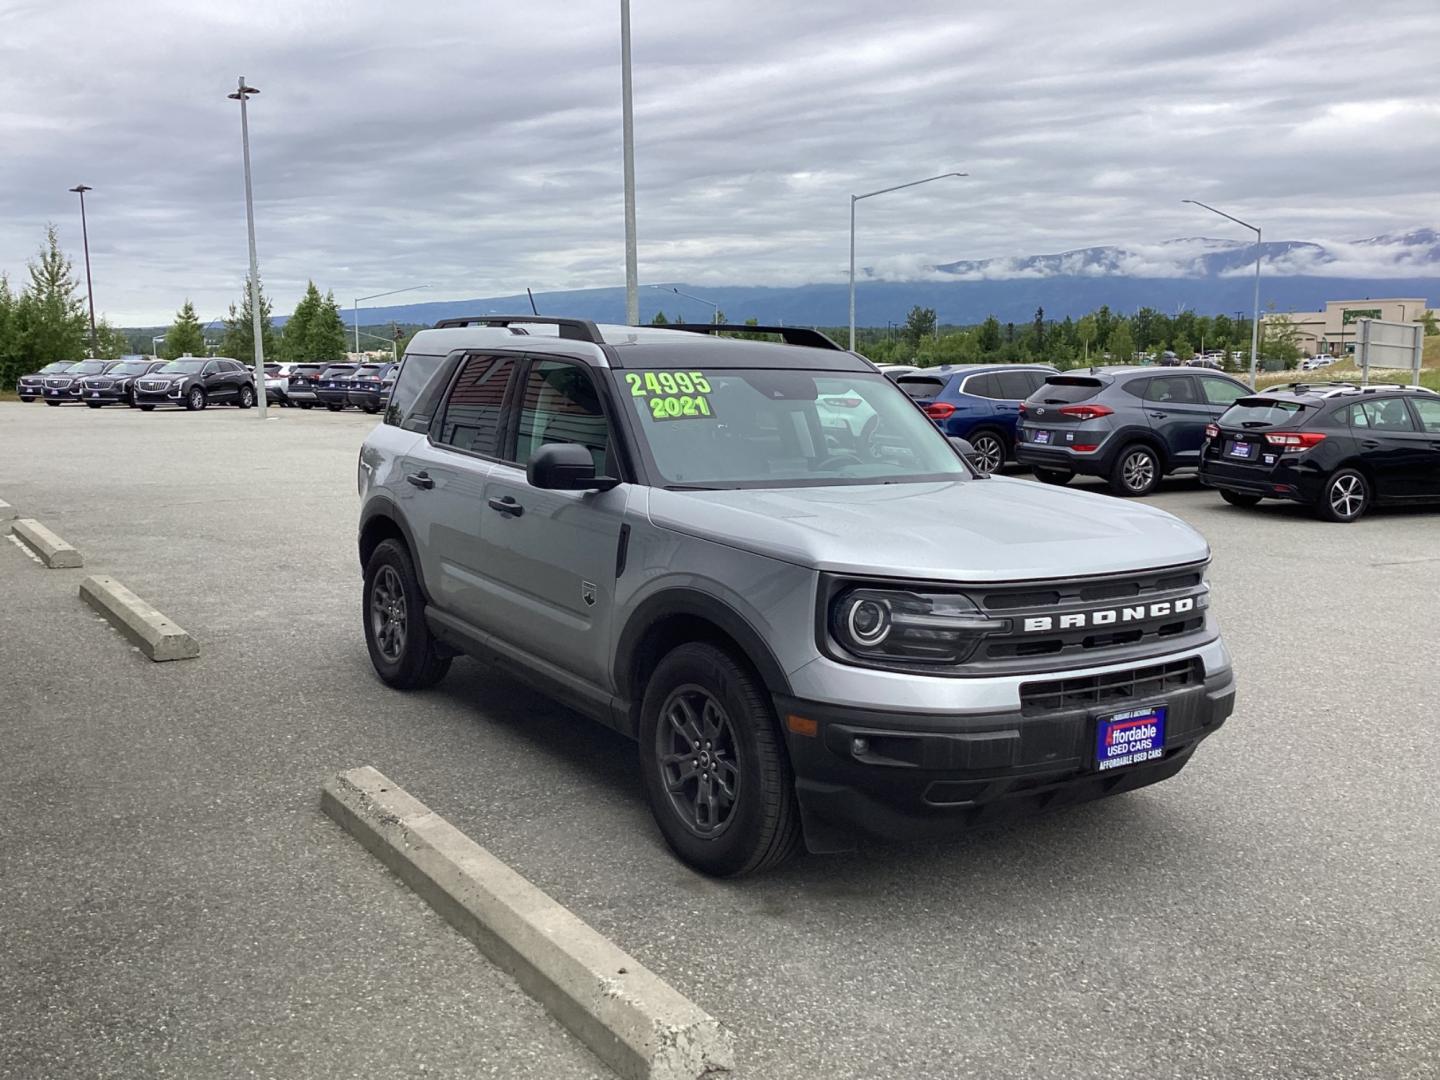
0 0 1437 323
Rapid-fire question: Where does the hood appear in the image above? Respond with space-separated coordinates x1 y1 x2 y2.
645 477 1209 582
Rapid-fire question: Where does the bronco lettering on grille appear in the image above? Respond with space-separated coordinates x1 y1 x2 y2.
1022 595 1199 633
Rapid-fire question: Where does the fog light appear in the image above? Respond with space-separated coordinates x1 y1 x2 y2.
852 737 869 755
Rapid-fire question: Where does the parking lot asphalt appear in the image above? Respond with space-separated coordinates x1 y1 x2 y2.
2 401 1437 1080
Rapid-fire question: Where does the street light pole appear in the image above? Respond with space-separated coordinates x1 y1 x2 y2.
69 185 97 354
620 0 639 325
228 76 267 419
152 335 164 359
849 171 967 351
353 286 431 356
645 284 719 324
1183 199 1263 388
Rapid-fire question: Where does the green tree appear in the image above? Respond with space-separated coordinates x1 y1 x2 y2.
1108 324 1136 364
1031 306 1045 351
17 223 89 366
308 291 349 362
221 273 277 365
650 310 669 326
0 274 22 387
904 305 937 345
1075 314 1098 361
281 281 323 361
94 319 129 359
976 315 1002 354
1261 314 1302 368
163 299 207 359
1173 337 1194 361
1419 309 1438 336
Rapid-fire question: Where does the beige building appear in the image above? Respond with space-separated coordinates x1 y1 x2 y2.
1262 297 1430 356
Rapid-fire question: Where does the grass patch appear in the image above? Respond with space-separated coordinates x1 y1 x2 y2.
1255 365 1440 392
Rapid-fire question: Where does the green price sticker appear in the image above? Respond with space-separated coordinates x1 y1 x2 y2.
625 370 715 421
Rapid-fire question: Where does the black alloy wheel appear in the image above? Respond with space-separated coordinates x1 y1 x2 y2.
638 642 802 877
362 539 451 688
1315 468 1370 523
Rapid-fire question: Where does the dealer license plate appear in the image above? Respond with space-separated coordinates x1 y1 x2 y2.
1226 440 1254 460
1033 430 1052 445
1096 706 1167 771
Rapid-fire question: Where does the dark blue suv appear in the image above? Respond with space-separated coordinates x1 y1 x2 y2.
896 364 1057 474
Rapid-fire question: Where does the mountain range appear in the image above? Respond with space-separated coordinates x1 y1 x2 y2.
334 229 1439 331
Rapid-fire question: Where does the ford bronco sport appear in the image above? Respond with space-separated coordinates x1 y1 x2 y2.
357 317 1236 876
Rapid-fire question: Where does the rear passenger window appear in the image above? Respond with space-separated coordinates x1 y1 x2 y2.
434 355 517 455
1145 376 1198 404
513 360 611 473
1359 398 1415 432
963 374 999 399
385 353 445 428
995 371 1034 400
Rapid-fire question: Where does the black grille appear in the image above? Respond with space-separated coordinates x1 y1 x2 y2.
139 379 171 391
1019 658 1203 715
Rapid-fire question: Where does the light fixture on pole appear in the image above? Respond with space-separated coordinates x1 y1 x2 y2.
152 334 164 360
849 171 966 351
228 76 267 418
69 185 98 355
620 0 639 325
1183 199 1263 388
353 286 431 355
645 284 719 324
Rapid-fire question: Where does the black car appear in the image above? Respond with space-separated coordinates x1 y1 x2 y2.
315 364 358 410
17 361 78 401
37 359 112 405
1200 383 1440 522
285 363 329 409
132 357 257 411
78 359 169 407
1015 366 1250 495
345 362 397 414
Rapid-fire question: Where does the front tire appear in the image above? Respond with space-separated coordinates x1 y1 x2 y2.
1220 490 1262 508
46 401 61 407
326 403 344 412
638 642 803 877
363 539 451 689
968 431 1006 476
298 401 313 410
1032 466 1073 486
185 386 206 411
1315 468 1370 523
238 384 255 409
1108 444 1161 497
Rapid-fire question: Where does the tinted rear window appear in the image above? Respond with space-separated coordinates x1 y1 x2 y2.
1219 399 1311 429
385 353 448 428
896 376 945 400
1030 377 1103 404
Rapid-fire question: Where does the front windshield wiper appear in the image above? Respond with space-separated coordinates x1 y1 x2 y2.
664 483 727 491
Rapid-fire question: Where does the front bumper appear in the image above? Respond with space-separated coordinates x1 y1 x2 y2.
776 649 1235 851
41 385 84 402
79 387 128 404
17 382 42 398
134 385 186 406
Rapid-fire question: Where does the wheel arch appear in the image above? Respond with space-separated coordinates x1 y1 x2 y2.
1111 427 1170 470
358 498 431 603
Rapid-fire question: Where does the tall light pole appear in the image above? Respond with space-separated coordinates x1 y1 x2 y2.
620 0 639 325
1183 199 1262 388
152 334 164 359
849 172 966 351
69 185 98 354
646 284 719 324
228 76 267 419
353 286 431 355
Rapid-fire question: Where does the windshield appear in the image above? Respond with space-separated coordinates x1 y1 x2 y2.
68 361 108 375
40 362 75 374
109 363 149 376
618 368 969 488
1219 399 1311 429
158 360 206 374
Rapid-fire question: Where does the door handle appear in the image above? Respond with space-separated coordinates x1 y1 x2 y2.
488 495 523 517
405 471 434 490
1361 440 1380 450
1149 411 1168 419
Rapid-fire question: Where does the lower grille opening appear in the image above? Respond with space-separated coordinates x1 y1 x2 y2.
1019 658 1203 716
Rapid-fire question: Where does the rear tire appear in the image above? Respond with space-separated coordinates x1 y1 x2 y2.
87 403 102 409
326 403 344 412
1032 466 1073 486
298 401 313 410
46 401 60 407
638 642 803 877
1108 444 1161 497
363 539 451 689
1314 468 1369 523
968 430 1006 476
1220 490 1262 508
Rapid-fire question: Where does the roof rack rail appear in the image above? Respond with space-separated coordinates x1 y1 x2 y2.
1261 380 1360 394
431 315 604 343
663 323 845 351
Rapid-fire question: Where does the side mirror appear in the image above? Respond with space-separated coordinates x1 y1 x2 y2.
948 436 988 476
526 442 619 492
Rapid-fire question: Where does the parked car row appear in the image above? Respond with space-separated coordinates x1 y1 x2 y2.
17 357 259 410
266 361 397 412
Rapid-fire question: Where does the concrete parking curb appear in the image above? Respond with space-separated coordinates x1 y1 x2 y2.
322 766 735 1080
12 518 82 568
79 576 200 662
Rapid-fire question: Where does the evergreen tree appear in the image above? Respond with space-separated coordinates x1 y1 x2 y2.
1031 307 1045 351
163 300 207 358
651 310 669 325
18 224 89 365
94 319 130 359
976 315 1002 354
0 275 22 387
281 281 323 361
309 291 349 363
221 273 277 364
903 305 937 345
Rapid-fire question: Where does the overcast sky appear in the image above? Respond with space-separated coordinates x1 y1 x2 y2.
1 0 1437 325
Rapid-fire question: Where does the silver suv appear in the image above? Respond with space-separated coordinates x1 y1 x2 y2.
357 317 1237 876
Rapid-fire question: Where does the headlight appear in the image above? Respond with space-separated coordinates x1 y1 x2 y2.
829 587 1007 667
